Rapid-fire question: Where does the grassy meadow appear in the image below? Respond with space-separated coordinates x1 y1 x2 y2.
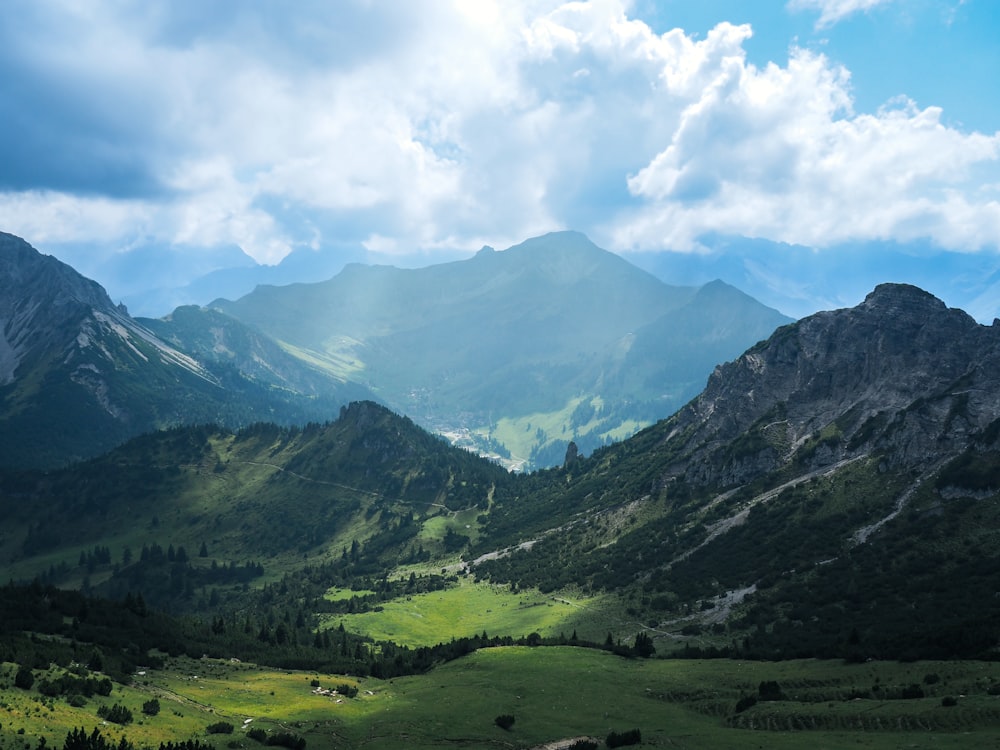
323 578 615 646
3 650 1000 750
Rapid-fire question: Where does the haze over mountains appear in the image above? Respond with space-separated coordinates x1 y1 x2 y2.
211 231 791 467
0 230 789 470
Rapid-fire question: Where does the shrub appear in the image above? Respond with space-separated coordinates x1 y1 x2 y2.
942 696 958 707
494 714 515 730
734 694 757 713
247 728 268 744
901 684 925 700
265 731 306 750
97 703 133 725
142 698 160 716
334 683 358 698
207 722 235 735
606 728 641 747
14 666 34 690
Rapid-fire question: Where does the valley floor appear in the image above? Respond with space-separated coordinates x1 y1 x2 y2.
4 650 1000 750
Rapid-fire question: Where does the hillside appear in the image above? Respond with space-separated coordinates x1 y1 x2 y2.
0 401 509 614
0 233 372 468
472 284 1000 658
213 231 791 468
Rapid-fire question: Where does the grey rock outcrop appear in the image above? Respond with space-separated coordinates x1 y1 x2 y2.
660 283 1000 486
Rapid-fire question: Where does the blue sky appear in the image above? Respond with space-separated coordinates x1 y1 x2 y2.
0 0 998 318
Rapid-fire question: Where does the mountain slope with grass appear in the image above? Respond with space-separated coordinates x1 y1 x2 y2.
471 284 1000 659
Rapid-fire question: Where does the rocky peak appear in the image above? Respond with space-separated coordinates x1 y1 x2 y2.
664 284 1000 487
859 282 950 318
0 232 116 313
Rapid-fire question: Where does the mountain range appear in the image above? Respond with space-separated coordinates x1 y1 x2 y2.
1 273 997 660
210 231 791 467
0 230 789 470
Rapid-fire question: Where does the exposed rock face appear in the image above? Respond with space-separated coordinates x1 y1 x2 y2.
0 232 359 468
661 283 1000 486
0 232 117 384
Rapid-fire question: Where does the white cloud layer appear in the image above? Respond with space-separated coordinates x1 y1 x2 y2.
0 0 996 263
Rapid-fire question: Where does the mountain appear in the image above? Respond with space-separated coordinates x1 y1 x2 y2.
213 231 792 468
0 232 372 468
624 234 1000 323
2 283 997 661
472 283 1000 658
45 238 369 319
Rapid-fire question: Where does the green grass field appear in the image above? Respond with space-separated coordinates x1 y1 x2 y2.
322 578 615 646
4 651 1000 750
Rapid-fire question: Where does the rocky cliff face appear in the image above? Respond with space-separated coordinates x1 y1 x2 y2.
0 231 213 389
661 283 1000 486
0 233 361 468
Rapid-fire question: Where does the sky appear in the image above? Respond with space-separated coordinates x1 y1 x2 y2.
1 0 998 317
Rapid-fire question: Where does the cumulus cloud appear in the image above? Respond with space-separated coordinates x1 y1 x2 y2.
787 0 897 29
618 45 1000 253
0 0 996 265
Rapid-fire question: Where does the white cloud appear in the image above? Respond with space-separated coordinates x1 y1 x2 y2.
617 45 1000 253
1 0 998 267
787 0 896 29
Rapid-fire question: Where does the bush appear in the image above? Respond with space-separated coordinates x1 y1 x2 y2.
901 684 925 700
606 728 641 748
142 698 160 716
265 731 306 750
942 696 958 707
734 694 757 713
207 722 235 734
96 703 133 725
14 666 34 690
245 728 305 750
334 683 358 698
494 714 515 730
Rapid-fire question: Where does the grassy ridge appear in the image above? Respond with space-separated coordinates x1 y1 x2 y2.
4 651 1000 750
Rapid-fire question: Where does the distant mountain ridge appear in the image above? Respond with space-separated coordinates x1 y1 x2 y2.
213 231 792 468
0 232 371 468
